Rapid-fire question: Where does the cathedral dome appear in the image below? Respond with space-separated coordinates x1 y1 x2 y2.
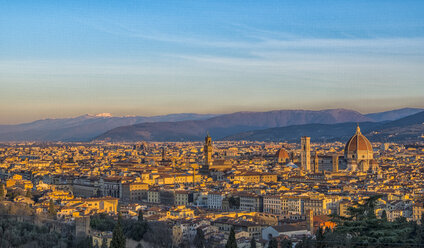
344 125 373 164
275 148 290 163
344 125 373 154
276 148 289 161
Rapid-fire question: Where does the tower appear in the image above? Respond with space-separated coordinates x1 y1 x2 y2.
301 136 311 172
201 134 213 174
161 147 166 161
332 155 339 172
306 209 314 234
314 152 319 173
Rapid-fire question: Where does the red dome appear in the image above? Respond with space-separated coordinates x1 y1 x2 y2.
344 125 373 154
276 148 289 160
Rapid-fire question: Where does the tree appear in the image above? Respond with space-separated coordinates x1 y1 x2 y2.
194 228 206 248
0 184 4 200
101 237 108 248
268 238 278 248
138 210 144 222
66 232 74 248
123 216 148 241
280 238 292 248
326 195 418 247
250 237 256 248
90 213 116 232
77 235 93 248
48 199 56 217
142 221 172 247
294 237 313 248
110 214 126 248
225 227 237 248
381 210 387 221
315 226 325 248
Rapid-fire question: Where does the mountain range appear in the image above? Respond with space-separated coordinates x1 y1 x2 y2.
224 110 424 143
95 108 420 142
364 108 424 122
0 108 422 142
0 113 217 142
95 109 371 142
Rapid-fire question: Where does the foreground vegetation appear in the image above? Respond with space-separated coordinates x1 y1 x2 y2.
292 195 424 248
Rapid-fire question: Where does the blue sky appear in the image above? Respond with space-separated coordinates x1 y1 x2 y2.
1 0 423 123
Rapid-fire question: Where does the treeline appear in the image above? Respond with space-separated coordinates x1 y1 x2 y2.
90 211 148 242
90 211 172 247
0 218 83 248
267 195 424 248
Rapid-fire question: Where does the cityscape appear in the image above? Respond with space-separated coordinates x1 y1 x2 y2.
1 1 424 248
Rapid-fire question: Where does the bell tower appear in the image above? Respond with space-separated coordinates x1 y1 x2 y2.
201 133 213 174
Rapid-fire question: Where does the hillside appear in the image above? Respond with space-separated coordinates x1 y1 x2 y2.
0 113 216 142
224 111 424 143
95 109 372 142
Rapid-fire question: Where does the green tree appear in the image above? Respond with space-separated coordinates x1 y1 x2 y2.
194 228 206 248
381 209 387 221
90 213 116 232
123 217 148 241
110 214 126 248
77 235 93 248
268 238 278 248
280 238 292 248
138 210 144 222
250 237 256 248
225 227 237 248
101 237 108 248
327 195 418 247
315 226 325 248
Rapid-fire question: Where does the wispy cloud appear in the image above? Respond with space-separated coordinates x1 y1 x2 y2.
78 17 424 56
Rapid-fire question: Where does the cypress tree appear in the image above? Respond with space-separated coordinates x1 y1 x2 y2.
268 238 278 248
110 213 126 248
250 237 256 248
381 210 387 221
316 226 325 248
225 227 237 248
138 210 144 222
194 228 206 248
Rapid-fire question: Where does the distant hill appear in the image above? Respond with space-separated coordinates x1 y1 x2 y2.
95 109 373 142
0 113 217 142
223 111 424 143
222 122 381 142
366 110 424 142
365 108 424 122
2 108 422 142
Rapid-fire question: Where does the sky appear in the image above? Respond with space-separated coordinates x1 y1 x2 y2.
1 0 424 124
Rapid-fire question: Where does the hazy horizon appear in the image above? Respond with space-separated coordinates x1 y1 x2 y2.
1 1 423 124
